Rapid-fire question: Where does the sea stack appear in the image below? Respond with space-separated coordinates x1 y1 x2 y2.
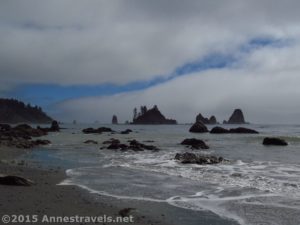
112 115 118 124
132 105 177 124
196 113 218 124
224 109 247 124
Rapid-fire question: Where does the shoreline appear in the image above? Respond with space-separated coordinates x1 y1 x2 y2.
0 145 239 225
0 146 171 225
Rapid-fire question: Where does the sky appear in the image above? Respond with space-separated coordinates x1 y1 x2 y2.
1 0 300 124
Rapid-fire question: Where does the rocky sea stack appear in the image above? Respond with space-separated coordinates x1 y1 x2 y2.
196 113 218 124
224 109 247 124
132 105 177 124
112 115 118 124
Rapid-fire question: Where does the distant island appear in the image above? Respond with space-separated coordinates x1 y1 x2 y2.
195 113 218 124
131 105 177 124
0 98 53 124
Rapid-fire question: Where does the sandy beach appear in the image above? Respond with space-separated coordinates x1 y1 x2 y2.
0 146 171 225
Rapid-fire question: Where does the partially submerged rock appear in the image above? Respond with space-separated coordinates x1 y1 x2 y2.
263 137 288 146
175 152 224 165
0 175 34 186
102 139 159 151
189 121 209 133
210 126 230 134
82 127 114 134
112 115 118 124
196 113 218 124
181 138 209 149
120 129 133 134
84 140 98 144
229 127 259 134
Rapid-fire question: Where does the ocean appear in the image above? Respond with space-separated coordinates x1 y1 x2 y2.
23 124 300 225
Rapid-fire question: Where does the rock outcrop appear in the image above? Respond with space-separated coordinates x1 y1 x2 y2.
175 152 224 165
210 126 230 134
196 113 218 124
263 137 288 146
82 127 114 134
0 123 52 148
102 139 159 151
132 105 177 124
112 115 118 124
189 121 209 133
210 126 259 134
120 129 133 134
0 98 53 124
181 138 209 149
84 140 98 144
224 109 247 124
0 175 34 186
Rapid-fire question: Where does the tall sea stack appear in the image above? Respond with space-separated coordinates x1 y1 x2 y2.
112 115 118 124
223 109 247 124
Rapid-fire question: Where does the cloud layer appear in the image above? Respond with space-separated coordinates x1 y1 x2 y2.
1 1 300 123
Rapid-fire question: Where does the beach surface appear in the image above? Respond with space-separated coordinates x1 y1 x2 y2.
0 146 171 225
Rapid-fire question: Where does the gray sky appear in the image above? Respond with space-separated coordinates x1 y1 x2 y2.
1 1 300 123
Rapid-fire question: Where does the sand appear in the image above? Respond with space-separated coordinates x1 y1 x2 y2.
0 145 171 225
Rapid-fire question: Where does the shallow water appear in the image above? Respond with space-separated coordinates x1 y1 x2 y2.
24 124 300 225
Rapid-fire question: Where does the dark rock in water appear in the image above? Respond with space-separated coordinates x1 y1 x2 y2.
263 137 288 146
189 121 208 133
103 139 159 151
82 127 114 134
224 109 246 124
132 105 177 124
229 127 259 134
128 139 159 151
175 152 224 165
0 175 34 186
50 120 60 131
103 138 120 145
210 126 230 134
120 129 133 134
112 115 118 124
84 140 98 144
181 138 209 149
32 139 51 145
196 113 218 124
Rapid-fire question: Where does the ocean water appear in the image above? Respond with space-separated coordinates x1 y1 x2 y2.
25 124 300 225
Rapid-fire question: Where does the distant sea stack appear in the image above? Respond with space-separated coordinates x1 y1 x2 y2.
112 115 118 124
132 105 177 124
196 113 218 124
0 98 53 124
223 109 248 124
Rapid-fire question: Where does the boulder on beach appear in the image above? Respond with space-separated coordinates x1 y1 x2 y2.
0 175 34 186
224 109 247 124
263 137 288 146
189 121 208 133
181 138 209 149
175 152 224 165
